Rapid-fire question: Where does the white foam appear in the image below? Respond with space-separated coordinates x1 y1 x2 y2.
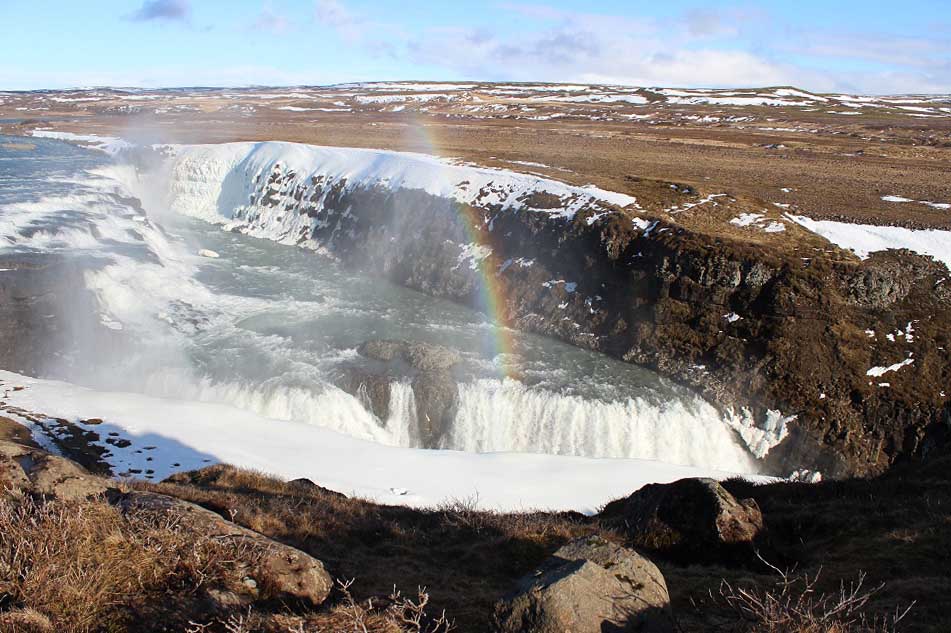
446 378 757 472
0 370 767 513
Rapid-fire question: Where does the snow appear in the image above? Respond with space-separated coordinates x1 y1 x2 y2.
788 215 951 271
731 213 764 227
867 358 914 377
0 371 766 514
726 409 793 460
30 130 132 156
530 94 648 105
161 141 639 231
881 195 950 210
774 88 827 102
730 213 785 233
354 94 452 105
724 312 742 323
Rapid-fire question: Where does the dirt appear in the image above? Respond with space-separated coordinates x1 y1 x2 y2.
2 84 950 476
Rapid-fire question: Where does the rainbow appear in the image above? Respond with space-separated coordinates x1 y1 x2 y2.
405 115 519 377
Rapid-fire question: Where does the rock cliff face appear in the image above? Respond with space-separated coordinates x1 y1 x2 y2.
159 142 951 476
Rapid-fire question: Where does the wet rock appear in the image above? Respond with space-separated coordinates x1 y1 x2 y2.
411 370 458 447
350 339 462 446
338 367 393 420
492 535 673 633
599 478 764 560
111 490 332 608
357 339 461 371
357 339 404 363
403 341 462 371
0 439 109 501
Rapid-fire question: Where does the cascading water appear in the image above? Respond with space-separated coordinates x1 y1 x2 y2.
0 136 774 477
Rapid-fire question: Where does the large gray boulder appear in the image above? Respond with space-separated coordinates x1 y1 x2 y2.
493 536 673 633
112 490 333 608
598 478 764 559
0 439 108 501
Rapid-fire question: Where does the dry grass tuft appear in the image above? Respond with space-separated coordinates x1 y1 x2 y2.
0 494 242 632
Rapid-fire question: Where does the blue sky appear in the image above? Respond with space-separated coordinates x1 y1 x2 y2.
2 0 949 93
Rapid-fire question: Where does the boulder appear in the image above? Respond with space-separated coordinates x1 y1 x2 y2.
357 339 461 371
402 341 462 371
350 339 462 446
411 370 458 447
598 478 763 558
338 367 393 420
0 440 108 501
111 490 332 608
492 536 673 633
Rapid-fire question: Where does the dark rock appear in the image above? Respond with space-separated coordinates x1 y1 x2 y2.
338 367 393 420
357 339 461 371
287 477 348 499
357 339 404 363
112 490 333 608
411 370 458 447
402 341 462 371
492 535 673 633
348 339 462 446
599 478 764 560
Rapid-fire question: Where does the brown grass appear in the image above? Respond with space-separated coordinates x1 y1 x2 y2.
2 450 947 632
0 493 250 632
140 466 593 632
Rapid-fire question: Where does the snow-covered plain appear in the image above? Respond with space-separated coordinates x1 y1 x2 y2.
0 370 765 513
788 215 951 270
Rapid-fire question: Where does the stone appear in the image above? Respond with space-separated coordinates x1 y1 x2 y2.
357 339 461 371
493 536 673 633
598 478 764 558
338 367 393 420
0 440 109 501
112 490 332 607
411 370 458 447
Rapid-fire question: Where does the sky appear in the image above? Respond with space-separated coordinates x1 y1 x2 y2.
1 0 949 93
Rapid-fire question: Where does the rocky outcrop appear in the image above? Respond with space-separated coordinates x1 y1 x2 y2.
339 339 462 447
111 490 333 608
0 439 109 501
195 151 951 477
598 478 764 561
492 535 673 633
0 430 332 610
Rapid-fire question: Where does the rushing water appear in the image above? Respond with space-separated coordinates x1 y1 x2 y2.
0 136 758 472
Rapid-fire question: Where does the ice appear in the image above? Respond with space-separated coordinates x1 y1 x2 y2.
0 371 767 513
30 130 132 156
